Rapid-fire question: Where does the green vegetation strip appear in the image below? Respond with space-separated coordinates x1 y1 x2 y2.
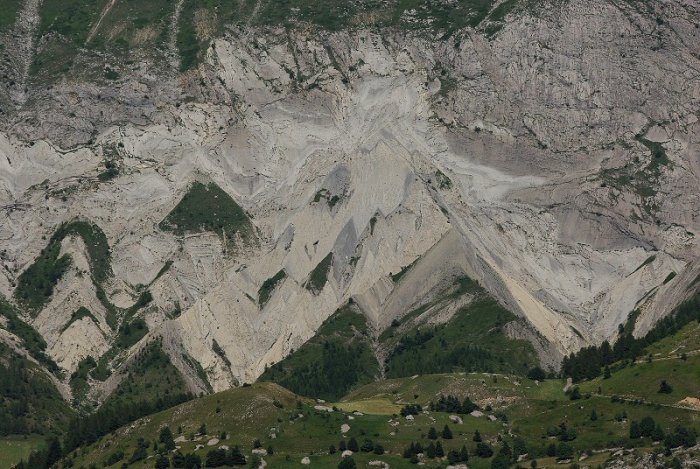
305 253 333 293
260 305 378 400
14 221 111 314
159 182 254 244
258 270 287 307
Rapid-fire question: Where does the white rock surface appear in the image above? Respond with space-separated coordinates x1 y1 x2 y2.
0 0 697 402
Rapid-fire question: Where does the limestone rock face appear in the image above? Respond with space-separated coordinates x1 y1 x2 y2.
0 0 698 399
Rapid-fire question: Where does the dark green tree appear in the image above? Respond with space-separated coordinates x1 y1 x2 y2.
659 380 673 394
155 455 170 469
475 442 493 458
630 421 642 439
426 442 436 458
435 441 445 457
442 424 453 439
447 450 460 464
160 426 176 451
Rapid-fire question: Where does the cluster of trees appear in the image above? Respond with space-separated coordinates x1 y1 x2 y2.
663 425 697 449
392 329 435 356
428 394 478 414
401 434 500 465
427 425 453 440
63 391 192 452
0 297 58 372
545 441 574 460
203 447 247 466
0 343 68 436
386 342 497 377
260 327 377 402
545 422 578 442
629 416 665 441
562 291 700 382
330 437 385 455
334 437 384 454
399 404 422 417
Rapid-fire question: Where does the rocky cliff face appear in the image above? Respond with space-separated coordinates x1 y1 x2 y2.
0 0 698 399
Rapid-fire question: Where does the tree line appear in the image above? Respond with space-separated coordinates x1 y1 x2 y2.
562 291 700 381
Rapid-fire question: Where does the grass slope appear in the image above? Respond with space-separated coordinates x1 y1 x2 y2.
0 342 73 438
31 0 108 78
258 270 286 308
102 339 190 409
0 435 45 469
383 286 538 378
305 253 333 293
14 221 112 317
259 305 379 401
0 0 21 31
159 182 254 245
28 313 700 466
0 297 57 372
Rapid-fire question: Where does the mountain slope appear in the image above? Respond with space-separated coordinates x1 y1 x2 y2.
0 0 698 416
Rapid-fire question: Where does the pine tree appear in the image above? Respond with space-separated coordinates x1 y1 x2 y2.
348 437 359 452
640 416 656 437
473 429 482 442
427 426 438 440
603 365 611 379
658 380 673 394
459 445 469 462
447 450 460 464
338 457 357 469
630 421 642 439
569 387 581 400
442 424 453 439
590 409 598 421
435 441 445 457
159 426 175 451
46 437 63 467
154 454 170 469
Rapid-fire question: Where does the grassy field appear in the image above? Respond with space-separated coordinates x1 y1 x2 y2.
53 358 699 469
0 435 45 469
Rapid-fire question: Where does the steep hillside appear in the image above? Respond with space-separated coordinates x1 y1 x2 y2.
17 343 700 469
259 304 380 401
0 0 698 434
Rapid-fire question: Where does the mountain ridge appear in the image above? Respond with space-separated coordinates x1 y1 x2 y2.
0 0 698 417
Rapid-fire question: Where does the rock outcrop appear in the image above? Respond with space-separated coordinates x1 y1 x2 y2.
0 0 698 399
